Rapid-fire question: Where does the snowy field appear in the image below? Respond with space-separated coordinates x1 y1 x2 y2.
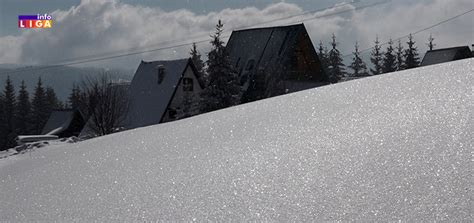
0 59 472 221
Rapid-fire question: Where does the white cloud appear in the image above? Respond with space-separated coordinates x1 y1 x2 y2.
0 0 472 68
0 35 24 64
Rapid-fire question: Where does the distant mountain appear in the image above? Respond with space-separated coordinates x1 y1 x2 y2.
0 65 134 102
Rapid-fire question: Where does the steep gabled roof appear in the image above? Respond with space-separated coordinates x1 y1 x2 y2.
41 109 84 135
226 24 326 96
421 46 472 66
127 58 201 128
226 24 306 72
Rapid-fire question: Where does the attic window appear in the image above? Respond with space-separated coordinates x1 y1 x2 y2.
157 65 165 84
183 78 193 91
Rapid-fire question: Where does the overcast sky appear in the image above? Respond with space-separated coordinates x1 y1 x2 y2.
0 0 472 69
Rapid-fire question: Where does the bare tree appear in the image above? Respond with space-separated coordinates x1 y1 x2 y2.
80 73 129 136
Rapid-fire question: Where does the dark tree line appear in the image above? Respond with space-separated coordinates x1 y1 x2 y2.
319 33 428 79
0 77 63 150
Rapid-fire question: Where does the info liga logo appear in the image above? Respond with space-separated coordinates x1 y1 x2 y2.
18 14 52 28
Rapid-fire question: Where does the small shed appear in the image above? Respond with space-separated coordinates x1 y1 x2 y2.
41 109 86 138
421 46 472 66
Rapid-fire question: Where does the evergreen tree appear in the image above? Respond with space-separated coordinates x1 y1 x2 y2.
318 41 329 72
46 86 60 111
370 36 383 75
349 42 368 77
15 81 31 135
200 20 241 113
395 39 405 71
31 77 49 134
68 84 82 110
382 39 397 73
327 34 345 82
2 76 17 149
427 34 436 51
190 42 206 85
404 34 420 69
323 46 330 74
0 91 4 150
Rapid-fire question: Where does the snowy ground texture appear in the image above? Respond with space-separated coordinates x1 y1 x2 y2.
1 59 472 221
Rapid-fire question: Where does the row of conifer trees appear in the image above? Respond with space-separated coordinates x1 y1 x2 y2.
318 33 434 82
0 77 63 150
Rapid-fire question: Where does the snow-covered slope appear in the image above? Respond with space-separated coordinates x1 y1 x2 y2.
1 59 472 221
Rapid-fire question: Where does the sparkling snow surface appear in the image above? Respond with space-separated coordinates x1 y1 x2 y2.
1 59 473 221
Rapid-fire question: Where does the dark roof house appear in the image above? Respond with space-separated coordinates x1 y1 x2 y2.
41 109 86 138
226 23 328 102
421 46 472 66
126 58 204 129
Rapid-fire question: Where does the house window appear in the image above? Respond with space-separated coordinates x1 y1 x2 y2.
182 78 193 91
157 65 165 84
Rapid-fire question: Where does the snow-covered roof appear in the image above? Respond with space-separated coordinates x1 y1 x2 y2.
1 59 472 221
226 24 327 93
227 24 304 66
420 46 472 66
126 58 199 128
41 110 80 135
227 24 304 79
16 135 59 143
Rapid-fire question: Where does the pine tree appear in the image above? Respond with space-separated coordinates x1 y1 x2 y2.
318 41 329 72
382 39 397 73
15 81 31 135
2 76 17 149
370 36 383 75
68 84 82 110
427 34 436 51
46 86 60 111
395 39 405 71
31 77 49 134
200 20 241 113
0 91 4 150
190 43 206 85
349 42 368 77
327 34 345 82
404 34 420 69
